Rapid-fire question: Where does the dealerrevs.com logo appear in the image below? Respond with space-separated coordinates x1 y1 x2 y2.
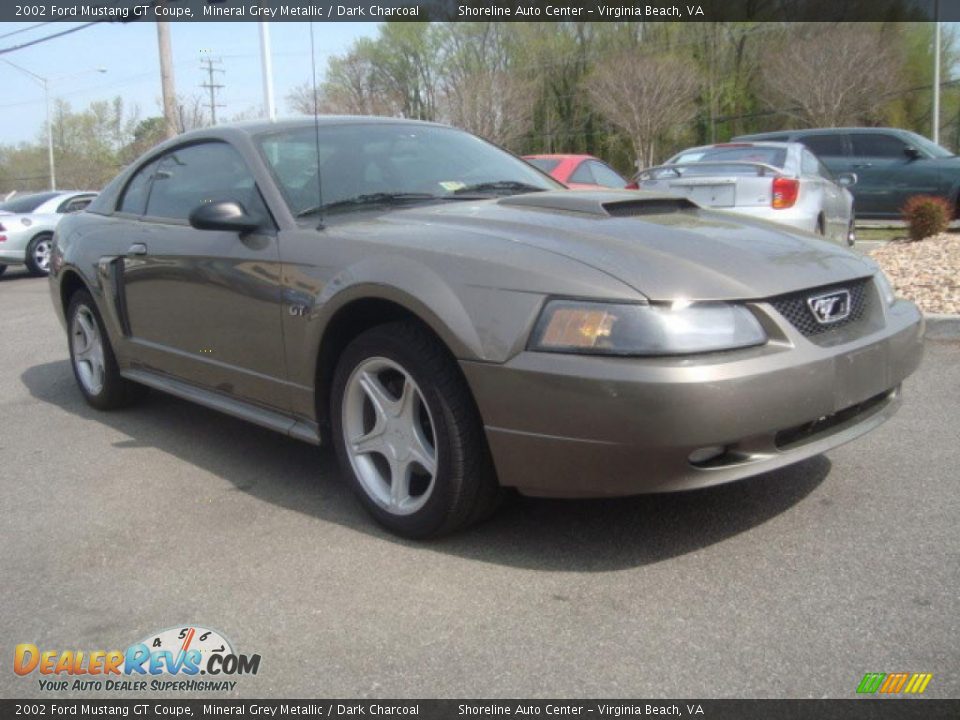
14 625 261 692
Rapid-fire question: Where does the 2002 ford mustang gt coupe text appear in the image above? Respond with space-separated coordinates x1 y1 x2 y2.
49 117 924 537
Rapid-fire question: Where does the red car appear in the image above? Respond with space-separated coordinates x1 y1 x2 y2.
523 154 629 190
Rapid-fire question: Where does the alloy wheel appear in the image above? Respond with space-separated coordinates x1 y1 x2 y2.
341 357 438 516
33 237 53 272
71 305 106 396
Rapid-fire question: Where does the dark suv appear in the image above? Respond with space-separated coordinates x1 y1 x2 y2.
733 127 959 218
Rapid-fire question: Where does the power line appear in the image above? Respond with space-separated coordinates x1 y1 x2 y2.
0 22 99 56
0 22 54 41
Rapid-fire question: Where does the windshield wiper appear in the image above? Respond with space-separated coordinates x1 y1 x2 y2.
296 192 441 217
452 181 547 196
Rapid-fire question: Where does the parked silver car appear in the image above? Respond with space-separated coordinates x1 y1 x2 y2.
0 191 97 277
636 142 857 246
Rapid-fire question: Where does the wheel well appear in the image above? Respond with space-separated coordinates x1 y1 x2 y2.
59 270 88 315
314 298 446 439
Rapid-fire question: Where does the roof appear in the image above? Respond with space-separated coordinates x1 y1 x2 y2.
185 115 451 138
735 127 912 140
523 154 596 161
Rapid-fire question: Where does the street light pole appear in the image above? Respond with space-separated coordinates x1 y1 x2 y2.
933 0 941 144
43 78 54 190
2 59 106 191
259 21 276 121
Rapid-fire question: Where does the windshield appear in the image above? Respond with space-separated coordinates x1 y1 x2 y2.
525 158 561 173
903 131 954 158
668 146 787 168
257 123 561 217
0 192 59 214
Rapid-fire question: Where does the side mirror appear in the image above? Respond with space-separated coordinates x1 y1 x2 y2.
188 201 261 233
836 172 858 187
904 145 922 161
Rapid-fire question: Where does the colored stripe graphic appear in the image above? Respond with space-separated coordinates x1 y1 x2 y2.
857 672 932 694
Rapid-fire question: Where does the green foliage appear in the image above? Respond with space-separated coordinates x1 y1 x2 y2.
902 194 953 241
0 96 145 194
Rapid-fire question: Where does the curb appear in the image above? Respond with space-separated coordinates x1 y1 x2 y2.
924 313 960 340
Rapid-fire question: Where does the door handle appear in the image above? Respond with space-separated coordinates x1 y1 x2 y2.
128 243 147 255
851 163 873 169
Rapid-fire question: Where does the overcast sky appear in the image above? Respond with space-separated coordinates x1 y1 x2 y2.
0 21 380 144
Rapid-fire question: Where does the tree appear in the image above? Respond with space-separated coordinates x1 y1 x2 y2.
757 23 903 127
438 23 535 146
585 52 701 168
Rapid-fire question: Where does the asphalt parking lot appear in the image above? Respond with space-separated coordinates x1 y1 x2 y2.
1 265 957 699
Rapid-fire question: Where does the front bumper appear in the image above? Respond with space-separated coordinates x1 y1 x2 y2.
461 298 924 497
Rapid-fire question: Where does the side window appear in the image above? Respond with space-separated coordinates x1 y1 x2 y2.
801 134 846 158
118 159 161 215
850 133 907 159
569 162 595 184
146 142 267 222
816 159 835 181
800 149 820 176
61 196 94 213
588 161 627 188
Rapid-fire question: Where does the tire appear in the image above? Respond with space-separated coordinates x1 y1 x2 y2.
25 233 54 276
815 216 826 236
331 320 500 538
0 264 6 277
66 290 147 410
846 219 856 247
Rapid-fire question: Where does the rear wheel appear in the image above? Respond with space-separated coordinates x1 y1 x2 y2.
25 233 54 276
0 264 6 277
67 290 146 410
815 215 826 236
331 321 500 538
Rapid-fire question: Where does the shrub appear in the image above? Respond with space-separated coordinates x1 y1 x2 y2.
901 195 953 241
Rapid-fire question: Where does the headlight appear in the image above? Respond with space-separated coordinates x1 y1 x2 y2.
529 299 767 356
874 270 896 306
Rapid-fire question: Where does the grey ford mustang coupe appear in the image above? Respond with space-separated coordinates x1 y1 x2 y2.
49 117 924 538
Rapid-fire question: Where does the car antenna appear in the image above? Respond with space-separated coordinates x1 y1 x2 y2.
309 22 325 230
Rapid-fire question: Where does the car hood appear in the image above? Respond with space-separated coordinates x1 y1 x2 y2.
379 190 875 301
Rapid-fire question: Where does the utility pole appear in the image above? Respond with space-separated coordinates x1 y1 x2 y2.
156 21 178 139
200 56 225 125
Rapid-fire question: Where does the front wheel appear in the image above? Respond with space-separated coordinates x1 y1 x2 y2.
331 321 500 538
0 264 6 277
846 219 856 246
25 233 54 276
67 291 147 410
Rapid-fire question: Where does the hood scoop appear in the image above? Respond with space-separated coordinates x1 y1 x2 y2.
498 190 696 217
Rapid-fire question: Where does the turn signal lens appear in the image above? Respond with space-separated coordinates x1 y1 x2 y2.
771 177 799 209
537 307 617 349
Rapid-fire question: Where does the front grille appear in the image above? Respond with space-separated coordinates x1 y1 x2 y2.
770 278 870 337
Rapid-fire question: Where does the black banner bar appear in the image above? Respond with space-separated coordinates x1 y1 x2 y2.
3 0 960 24
2 700 959 720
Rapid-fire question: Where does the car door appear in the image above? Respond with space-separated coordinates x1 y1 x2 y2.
120 141 288 411
848 132 942 217
798 133 852 179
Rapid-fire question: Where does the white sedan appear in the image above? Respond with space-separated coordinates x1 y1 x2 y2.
635 142 857 246
0 191 97 277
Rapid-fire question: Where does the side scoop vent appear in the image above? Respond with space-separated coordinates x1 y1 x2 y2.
498 190 697 217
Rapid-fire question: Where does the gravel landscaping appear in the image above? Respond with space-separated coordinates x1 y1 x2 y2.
868 232 960 315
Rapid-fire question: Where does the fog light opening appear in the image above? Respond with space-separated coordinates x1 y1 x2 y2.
688 445 726 466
